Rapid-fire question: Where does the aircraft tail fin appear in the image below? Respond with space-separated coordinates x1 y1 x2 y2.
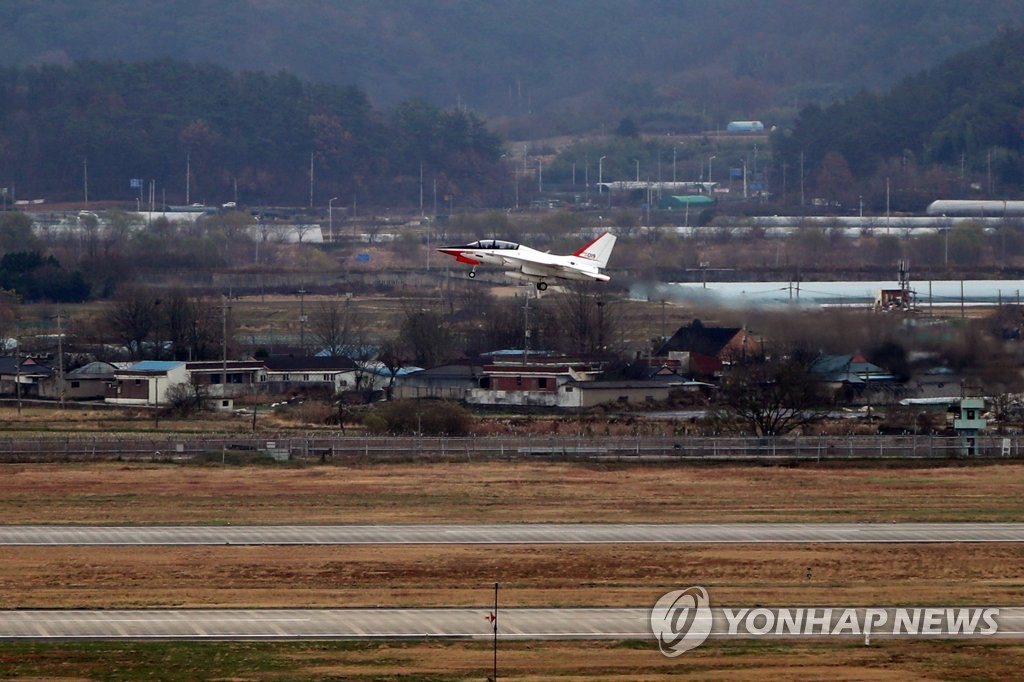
574 232 617 269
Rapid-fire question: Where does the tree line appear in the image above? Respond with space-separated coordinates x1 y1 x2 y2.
4 0 1020 141
774 25 1024 211
0 59 504 208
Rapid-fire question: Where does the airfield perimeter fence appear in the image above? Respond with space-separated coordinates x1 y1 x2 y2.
0 434 1019 464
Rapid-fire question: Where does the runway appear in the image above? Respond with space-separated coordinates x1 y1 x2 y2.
2 522 1023 545
5 523 1022 643
1 607 1021 641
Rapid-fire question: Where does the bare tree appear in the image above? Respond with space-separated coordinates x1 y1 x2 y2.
711 346 831 436
162 290 224 361
292 222 318 243
164 377 210 415
377 338 406 399
311 299 359 357
0 289 19 353
104 287 161 359
547 284 617 355
460 293 526 353
400 308 454 367
102 209 141 257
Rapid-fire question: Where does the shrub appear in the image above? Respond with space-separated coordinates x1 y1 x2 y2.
365 399 473 436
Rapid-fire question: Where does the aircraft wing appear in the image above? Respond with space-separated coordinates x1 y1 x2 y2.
518 259 608 282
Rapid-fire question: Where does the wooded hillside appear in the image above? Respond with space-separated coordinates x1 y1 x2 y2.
0 60 503 205
1 0 1021 137
775 26 1024 209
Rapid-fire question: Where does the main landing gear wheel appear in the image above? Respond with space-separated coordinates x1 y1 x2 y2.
468 271 476 278
536 282 548 291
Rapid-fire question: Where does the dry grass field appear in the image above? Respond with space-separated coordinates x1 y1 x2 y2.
3 543 1022 610
0 460 1023 679
3 639 1022 680
1 461 1021 525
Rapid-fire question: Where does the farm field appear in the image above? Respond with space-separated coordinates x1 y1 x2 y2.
0 460 1022 679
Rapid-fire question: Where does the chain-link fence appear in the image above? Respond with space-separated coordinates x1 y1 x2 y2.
0 433 1018 463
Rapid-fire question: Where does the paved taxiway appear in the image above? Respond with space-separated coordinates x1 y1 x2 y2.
2 607 1022 641
2 522 1023 545
6 523 1022 642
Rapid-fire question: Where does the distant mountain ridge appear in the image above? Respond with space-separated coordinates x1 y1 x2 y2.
1 0 1022 135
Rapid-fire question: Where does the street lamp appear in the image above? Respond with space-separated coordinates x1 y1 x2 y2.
634 159 640 182
708 155 717 185
598 156 606 192
328 196 338 242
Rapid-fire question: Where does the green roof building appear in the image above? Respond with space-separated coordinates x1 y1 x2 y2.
658 195 714 210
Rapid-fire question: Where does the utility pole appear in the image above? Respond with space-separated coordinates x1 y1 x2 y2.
886 177 891 234
221 295 229 399
514 163 519 209
487 582 499 682
585 155 589 203
799 151 805 207
522 290 530 365
298 288 307 353
56 313 65 408
987 148 993 196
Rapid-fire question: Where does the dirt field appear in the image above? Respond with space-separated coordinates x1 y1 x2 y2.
1 460 1022 679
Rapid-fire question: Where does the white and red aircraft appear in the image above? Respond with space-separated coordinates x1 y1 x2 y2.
437 232 617 291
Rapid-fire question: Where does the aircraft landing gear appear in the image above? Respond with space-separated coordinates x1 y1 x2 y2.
536 281 548 291
468 269 476 279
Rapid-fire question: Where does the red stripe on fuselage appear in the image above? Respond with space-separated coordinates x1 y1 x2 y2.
438 248 481 265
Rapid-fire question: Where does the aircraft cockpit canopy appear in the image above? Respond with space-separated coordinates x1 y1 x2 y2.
469 239 519 250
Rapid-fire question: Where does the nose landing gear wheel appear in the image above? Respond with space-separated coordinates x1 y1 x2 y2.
468 270 476 278
536 282 548 291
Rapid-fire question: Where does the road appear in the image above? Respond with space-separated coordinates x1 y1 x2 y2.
2 522 1023 545
1 607 1021 641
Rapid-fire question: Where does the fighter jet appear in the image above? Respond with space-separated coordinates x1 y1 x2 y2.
437 232 616 291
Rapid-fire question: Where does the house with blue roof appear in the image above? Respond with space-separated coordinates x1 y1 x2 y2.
105 359 266 406
105 361 187 405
